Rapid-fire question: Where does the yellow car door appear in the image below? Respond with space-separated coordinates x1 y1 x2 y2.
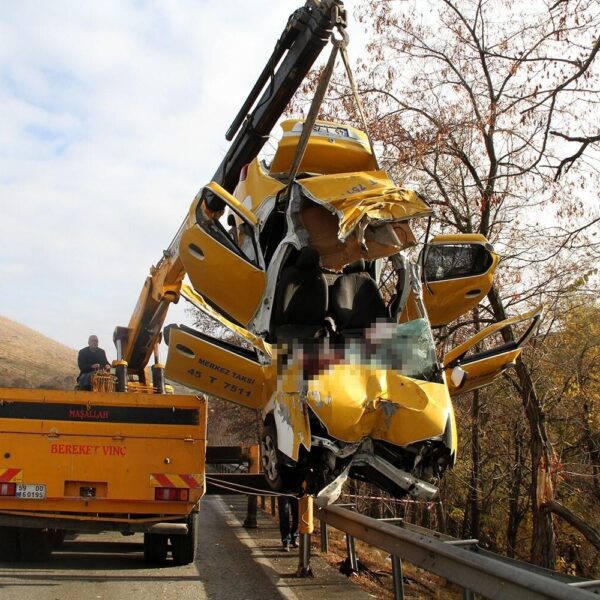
421 234 499 326
443 307 542 396
164 324 273 410
179 182 267 327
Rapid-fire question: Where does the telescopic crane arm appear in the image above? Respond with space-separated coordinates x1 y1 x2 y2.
113 0 347 381
113 222 186 381
213 0 346 194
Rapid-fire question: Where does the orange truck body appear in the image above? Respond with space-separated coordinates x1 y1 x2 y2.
0 387 206 533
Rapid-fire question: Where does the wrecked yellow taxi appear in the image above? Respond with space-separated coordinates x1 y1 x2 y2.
164 119 541 502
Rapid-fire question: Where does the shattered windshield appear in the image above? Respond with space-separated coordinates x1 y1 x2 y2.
360 319 439 381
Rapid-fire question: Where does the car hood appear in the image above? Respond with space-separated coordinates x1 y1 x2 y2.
305 364 452 447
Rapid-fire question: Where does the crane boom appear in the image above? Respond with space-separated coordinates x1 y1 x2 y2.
214 0 345 194
113 0 347 379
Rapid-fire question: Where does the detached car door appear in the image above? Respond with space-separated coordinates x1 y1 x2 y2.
443 307 542 396
420 234 498 326
164 323 272 410
179 182 266 327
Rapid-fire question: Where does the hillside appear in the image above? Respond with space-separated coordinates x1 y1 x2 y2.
0 316 78 389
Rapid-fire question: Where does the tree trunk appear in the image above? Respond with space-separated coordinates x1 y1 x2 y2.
487 285 556 568
469 389 481 541
545 499 600 553
506 420 525 558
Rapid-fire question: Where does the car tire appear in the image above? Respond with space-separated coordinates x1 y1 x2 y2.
261 421 302 493
143 533 168 565
170 513 197 566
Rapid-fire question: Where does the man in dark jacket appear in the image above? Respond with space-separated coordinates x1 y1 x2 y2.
278 496 299 551
77 335 110 390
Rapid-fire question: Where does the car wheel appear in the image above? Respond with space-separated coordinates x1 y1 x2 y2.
261 421 304 493
261 422 285 491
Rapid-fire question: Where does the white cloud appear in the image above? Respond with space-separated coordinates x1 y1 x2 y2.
0 0 360 356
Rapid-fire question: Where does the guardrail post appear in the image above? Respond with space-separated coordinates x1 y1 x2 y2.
346 534 358 573
391 555 405 600
243 445 259 529
260 495 266 510
270 496 276 515
320 520 329 553
444 539 479 600
297 495 314 577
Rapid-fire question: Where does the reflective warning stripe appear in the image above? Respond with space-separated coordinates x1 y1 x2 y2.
150 473 204 488
0 468 23 483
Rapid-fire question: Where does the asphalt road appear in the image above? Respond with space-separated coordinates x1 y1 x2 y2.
0 496 372 600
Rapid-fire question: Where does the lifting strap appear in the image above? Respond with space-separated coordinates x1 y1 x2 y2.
287 25 380 187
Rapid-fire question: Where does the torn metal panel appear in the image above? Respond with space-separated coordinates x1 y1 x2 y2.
297 170 432 240
274 390 311 462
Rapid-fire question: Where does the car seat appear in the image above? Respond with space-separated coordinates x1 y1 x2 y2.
330 259 388 337
272 247 328 343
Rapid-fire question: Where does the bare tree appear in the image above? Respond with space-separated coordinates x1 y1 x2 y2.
289 0 600 568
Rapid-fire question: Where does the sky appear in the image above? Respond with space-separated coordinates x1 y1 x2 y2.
0 0 360 356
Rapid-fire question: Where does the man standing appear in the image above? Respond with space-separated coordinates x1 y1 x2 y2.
278 496 299 551
77 335 110 390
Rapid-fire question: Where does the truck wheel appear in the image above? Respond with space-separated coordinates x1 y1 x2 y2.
0 527 21 562
143 533 168 565
19 528 51 562
170 513 197 566
50 529 66 549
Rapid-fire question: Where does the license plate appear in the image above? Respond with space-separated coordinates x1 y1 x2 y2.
15 484 46 499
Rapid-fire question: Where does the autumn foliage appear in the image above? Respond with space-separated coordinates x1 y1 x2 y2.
287 0 600 575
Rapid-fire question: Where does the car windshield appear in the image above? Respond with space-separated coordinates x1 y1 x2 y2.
361 318 439 381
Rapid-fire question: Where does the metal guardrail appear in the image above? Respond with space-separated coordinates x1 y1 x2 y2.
209 451 600 598
317 504 600 600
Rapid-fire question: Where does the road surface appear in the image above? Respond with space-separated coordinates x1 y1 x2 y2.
0 495 372 599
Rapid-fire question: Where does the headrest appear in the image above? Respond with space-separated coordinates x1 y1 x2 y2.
296 246 321 269
342 259 366 274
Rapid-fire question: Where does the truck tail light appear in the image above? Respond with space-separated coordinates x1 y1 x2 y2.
154 487 189 502
0 483 16 496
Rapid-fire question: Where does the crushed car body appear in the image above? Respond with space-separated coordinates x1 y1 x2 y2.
139 1 542 504
163 118 541 503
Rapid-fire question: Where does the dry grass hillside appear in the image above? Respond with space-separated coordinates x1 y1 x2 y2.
0 316 78 390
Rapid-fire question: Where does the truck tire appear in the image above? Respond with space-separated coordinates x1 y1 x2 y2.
0 526 21 562
50 529 66 549
19 528 51 562
143 533 168 565
170 513 197 566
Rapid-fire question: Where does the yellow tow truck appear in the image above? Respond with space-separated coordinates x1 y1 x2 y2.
0 387 206 564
